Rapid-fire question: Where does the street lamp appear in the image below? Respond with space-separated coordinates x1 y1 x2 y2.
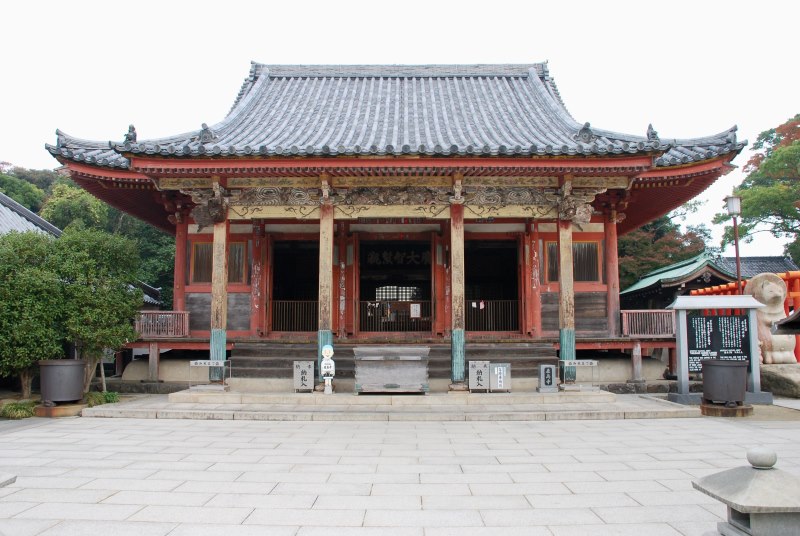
725 195 743 294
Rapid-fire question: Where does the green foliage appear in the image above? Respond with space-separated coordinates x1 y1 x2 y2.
85 390 120 407
714 114 800 264
40 184 109 230
106 208 175 308
618 214 708 290
0 400 36 419
9 167 67 193
53 227 142 393
0 228 143 396
0 233 64 398
0 173 46 211
10 168 174 307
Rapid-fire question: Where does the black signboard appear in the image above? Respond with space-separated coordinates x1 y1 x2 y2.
686 314 751 373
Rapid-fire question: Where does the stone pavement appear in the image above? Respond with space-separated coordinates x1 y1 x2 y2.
81 392 702 421
1 413 799 535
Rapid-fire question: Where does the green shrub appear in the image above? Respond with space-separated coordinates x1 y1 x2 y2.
85 391 120 407
0 400 36 419
85 391 105 407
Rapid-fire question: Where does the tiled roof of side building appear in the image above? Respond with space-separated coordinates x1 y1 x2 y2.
46 62 745 170
0 192 62 237
718 256 800 279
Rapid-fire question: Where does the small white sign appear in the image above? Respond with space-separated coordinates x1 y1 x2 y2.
410 303 421 319
190 360 226 367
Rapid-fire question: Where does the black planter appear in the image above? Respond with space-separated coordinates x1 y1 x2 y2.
39 359 87 403
702 359 747 405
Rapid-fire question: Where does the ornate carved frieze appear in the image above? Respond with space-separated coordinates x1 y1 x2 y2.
218 183 607 222
557 183 606 225
186 184 229 230
333 187 452 206
231 187 320 206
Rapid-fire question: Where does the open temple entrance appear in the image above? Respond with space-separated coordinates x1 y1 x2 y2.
271 241 318 332
465 240 520 332
358 240 432 332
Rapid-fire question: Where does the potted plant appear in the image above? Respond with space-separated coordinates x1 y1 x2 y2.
53 227 141 394
0 232 67 400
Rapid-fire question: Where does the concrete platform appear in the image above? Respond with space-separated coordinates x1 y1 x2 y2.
81 391 701 421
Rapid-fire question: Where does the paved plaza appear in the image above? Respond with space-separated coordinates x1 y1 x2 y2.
1 413 799 535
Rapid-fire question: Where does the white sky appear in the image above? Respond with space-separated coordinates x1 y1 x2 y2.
2 0 797 256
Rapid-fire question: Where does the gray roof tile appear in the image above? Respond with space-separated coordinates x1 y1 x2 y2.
46 62 745 170
0 192 61 236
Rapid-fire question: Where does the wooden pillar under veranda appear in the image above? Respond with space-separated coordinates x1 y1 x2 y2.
605 209 621 337
317 202 335 377
450 202 466 384
209 218 228 380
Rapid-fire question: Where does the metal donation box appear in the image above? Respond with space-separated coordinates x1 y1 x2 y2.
489 363 511 392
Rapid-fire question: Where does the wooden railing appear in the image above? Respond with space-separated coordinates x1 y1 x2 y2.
135 311 190 339
272 300 318 332
360 301 432 332
466 299 519 332
620 310 676 338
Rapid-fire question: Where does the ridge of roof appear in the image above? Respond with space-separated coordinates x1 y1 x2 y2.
0 191 62 237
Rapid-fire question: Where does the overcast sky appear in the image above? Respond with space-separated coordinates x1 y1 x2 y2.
2 0 796 256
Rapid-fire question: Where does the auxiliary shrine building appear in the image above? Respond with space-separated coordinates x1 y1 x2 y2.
47 63 744 387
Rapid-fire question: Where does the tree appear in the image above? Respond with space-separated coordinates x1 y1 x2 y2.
0 173 46 211
39 183 109 230
714 114 800 261
9 167 67 193
0 232 64 399
618 212 709 290
52 227 142 393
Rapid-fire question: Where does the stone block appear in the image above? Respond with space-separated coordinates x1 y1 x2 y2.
760 364 800 398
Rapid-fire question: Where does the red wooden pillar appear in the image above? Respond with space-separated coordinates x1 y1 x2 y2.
519 228 533 335
346 231 357 336
605 210 620 337
173 221 188 311
433 232 447 336
250 222 265 336
264 234 273 335
335 222 347 338
530 222 542 336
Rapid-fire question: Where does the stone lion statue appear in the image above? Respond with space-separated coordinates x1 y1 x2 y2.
746 273 797 364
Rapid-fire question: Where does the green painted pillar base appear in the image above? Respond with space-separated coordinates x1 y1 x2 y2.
559 328 576 383
210 328 227 382
451 328 465 383
318 330 333 381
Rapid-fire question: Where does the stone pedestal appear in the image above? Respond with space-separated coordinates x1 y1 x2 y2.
760 364 800 398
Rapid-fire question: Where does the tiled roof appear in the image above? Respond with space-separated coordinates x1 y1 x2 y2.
0 192 62 237
622 253 800 295
718 256 799 278
621 253 733 295
46 62 744 170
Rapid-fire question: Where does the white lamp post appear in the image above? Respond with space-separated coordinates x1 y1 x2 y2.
725 195 743 294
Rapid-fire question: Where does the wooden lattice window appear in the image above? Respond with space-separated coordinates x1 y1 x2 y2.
546 241 601 282
190 241 248 284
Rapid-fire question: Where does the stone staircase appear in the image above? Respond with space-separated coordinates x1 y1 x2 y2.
228 341 558 381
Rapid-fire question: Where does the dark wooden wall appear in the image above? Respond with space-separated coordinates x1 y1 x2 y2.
187 292 251 331
541 292 608 334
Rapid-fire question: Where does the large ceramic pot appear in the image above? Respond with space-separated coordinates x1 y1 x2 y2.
38 359 86 403
701 359 747 406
